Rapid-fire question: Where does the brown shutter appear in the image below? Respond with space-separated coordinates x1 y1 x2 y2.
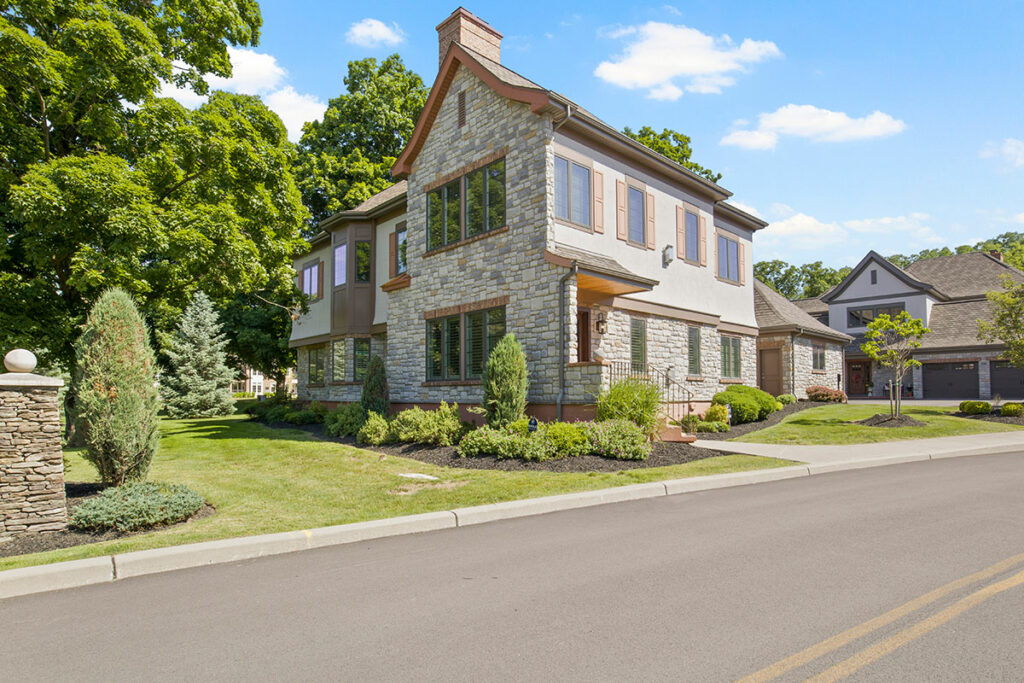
699 216 707 266
615 180 627 241
593 170 604 234
739 242 746 285
316 261 323 300
675 205 684 259
645 193 656 249
388 231 397 279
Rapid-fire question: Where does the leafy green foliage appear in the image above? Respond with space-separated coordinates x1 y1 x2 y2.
456 427 554 461
360 355 389 417
1000 403 1023 417
979 276 1024 370
482 333 528 429
806 385 847 402
161 292 235 418
596 378 664 438
777 393 798 405
357 411 390 446
712 385 779 423
695 421 730 433
861 312 929 416
754 260 852 299
545 422 590 458
581 420 651 460
283 409 319 425
75 288 160 485
959 401 992 415
622 126 721 183
294 55 428 226
389 407 430 443
324 403 367 437
890 234 1024 271
70 482 205 533
704 404 730 423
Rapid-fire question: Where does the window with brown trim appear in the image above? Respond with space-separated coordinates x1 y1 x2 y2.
426 158 505 250
426 306 506 381
307 346 325 384
352 339 370 381
331 340 346 382
721 335 742 379
812 344 826 371
300 261 322 300
395 226 407 275
333 245 346 287
355 241 371 282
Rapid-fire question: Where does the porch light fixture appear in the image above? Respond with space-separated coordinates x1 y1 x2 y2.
595 314 607 335
663 244 674 267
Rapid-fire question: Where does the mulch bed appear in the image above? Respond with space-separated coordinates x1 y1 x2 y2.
854 413 926 428
691 401 828 441
956 412 1024 426
0 483 215 559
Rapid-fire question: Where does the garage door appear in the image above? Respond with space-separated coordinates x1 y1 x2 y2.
923 362 979 399
991 360 1024 399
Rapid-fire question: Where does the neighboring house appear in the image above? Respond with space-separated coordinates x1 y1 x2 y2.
796 250 1024 399
288 8 768 419
231 366 272 396
753 280 852 398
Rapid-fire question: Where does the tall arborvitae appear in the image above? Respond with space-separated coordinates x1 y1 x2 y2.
161 292 236 418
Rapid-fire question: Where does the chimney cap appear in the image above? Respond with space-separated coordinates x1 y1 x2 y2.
436 7 503 38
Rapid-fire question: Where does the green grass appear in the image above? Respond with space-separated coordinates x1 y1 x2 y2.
0 415 794 571
732 404 1024 445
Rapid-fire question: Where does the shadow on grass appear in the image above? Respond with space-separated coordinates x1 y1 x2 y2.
160 417 323 445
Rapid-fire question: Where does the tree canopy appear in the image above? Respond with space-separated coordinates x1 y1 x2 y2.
622 126 721 184
294 54 428 228
979 276 1024 369
754 260 852 300
889 232 1024 270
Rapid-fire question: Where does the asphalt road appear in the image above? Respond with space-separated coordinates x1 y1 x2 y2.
5 453 1024 682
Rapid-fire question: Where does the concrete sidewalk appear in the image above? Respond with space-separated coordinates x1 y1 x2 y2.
695 430 1024 465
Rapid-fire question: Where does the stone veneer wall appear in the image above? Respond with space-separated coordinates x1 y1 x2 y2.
791 337 845 398
0 381 67 540
386 65 562 406
296 333 387 405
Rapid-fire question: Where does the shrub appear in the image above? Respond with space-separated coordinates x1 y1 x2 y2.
325 403 367 437
283 409 319 425
421 401 466 446
1001 403 1023 417
695 421 730 433
357 411 390 445
457 426 510 457
390 406 429 443
308 401 330 421
70 482 204 532
545 421 590 458
596 378 664 438
777 393 798 405
456 427 554 461
711 392 760 424
74 288 160 486
161 291 235 419
679 414 700 434
482 333 528 428
508 418 530 436
582 420 651 460
807 385 847 403
360 355 389 417
232 391 255 399
959 400 992 415
704 404 729 423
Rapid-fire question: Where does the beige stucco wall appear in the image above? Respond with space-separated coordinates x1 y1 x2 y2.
290 242 332 343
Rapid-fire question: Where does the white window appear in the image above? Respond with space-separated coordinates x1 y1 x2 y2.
334 245 346 286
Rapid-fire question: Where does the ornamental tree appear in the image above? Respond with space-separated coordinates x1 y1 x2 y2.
860 311 930 417
360 355 390 417
74 288 160 485
978 275 1024 369
161 292 236 418
482 333 528 428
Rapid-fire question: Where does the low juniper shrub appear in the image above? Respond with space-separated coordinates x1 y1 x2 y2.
70 482 205 533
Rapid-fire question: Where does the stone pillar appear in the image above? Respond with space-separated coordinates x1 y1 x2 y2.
0 349 67 541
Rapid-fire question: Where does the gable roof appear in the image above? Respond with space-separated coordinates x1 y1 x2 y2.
754 280 853 343
792 297 828 315
904 251 1024 299
821 250 947 303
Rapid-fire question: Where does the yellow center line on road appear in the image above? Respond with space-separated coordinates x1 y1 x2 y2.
804 565 1024 682
736 551 1024 683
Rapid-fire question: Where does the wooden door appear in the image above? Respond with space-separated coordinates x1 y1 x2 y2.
759 348 782 396
577 310 591 362
847 361 869 395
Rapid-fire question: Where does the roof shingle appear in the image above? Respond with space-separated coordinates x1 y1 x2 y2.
754 280 852 342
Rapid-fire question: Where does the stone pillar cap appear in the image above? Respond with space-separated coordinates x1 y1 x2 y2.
1 349 63 388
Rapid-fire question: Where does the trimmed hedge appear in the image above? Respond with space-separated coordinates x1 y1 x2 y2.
806 385 847 403
581 419 651 461
70 482 205 532
712 385 779 424
1001 403 1023 417
357 411 390 445
457 418 649 461
777 393 797 405
959 400 992 415
695 421 730 433
704 404 729 423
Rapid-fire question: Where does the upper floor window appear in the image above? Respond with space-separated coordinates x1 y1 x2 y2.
427 158 506 250
847 303 906 328
355 241 371 282
627 186 645 245
717 234 740 283
721 335 742 380
333 245 346 287
301 261 322 300
395 226 407 275
688 326 702 376
685 211 699 262
554 156 591 227
870 269 878 285
812 345 826 371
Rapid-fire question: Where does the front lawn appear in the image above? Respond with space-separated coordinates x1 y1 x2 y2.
0 414 794 571
731 404 1024 445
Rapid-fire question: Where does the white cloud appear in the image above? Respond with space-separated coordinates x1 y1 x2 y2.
345 18 405 47
1015 212 1024 224
728 201 760 218
766 213 847 243
159 48 325 142
768 202 795 219
594 22 781 100
663 5 683 16
980 138 1024 169
757 209 946 260
721 104 907 150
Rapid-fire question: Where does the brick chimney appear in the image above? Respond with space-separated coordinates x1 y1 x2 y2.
436 7 502 68
990 250 1004 262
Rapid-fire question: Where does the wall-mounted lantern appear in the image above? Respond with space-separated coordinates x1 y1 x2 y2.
663 244 674 267
595 313 608 335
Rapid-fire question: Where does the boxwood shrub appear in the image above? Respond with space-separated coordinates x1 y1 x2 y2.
712 385 779 423
695 421 730 433
1001 403 1023 417
959 400 992 415
70 482 205 533
777 393 798 405
324 403 367 437
357 411 391 445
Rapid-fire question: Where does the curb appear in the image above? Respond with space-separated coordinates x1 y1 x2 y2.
2 444 1021 600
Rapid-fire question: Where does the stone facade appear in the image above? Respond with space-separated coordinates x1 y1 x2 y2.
864 350 1001 399
296 334 387 405
757 334 845 399
0 378 66 540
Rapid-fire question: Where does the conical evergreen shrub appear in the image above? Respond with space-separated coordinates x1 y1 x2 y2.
161 291 236 418
360 355 389 416
75 288 160 485
482 333 528 428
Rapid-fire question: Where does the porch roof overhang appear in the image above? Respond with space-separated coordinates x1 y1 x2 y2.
544 244 658 299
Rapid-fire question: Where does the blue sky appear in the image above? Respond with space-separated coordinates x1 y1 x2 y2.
168 1 1024 268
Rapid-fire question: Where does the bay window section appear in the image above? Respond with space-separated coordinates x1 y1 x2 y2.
333 245 346 286
331 340 346 382
355 241 371 282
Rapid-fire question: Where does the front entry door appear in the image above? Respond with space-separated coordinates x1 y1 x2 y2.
848 361 870 395
759 349 782 396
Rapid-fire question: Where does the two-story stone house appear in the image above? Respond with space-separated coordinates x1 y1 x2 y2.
289 8 769 419
794 250 1024 399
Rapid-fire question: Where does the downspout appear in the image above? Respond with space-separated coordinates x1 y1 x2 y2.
553 103 573 131
557 261 579 421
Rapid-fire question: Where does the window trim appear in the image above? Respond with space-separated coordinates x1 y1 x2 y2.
812 344 826 372
352 338 371 382
425 156 507 253
716 232 741 284
553 154 594 231
394 224 408 276
625 184 646 247
684 209 700 264
330 339 347 383
307 345 326 386
720 334 743 380
301 259 321 301
354 241 372 283
425 305 507 383
333 245 347 288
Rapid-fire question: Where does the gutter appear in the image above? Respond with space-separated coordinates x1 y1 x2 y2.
553 103 573 131
557 261 579 421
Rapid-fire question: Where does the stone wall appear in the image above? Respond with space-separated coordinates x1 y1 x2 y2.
0 377 66 540
792 337 845 399
296 334 387 405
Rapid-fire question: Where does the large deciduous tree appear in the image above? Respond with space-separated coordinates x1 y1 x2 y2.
294 55 428 227
622 126 721 183
754 260 851 299
978 276 1024 369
